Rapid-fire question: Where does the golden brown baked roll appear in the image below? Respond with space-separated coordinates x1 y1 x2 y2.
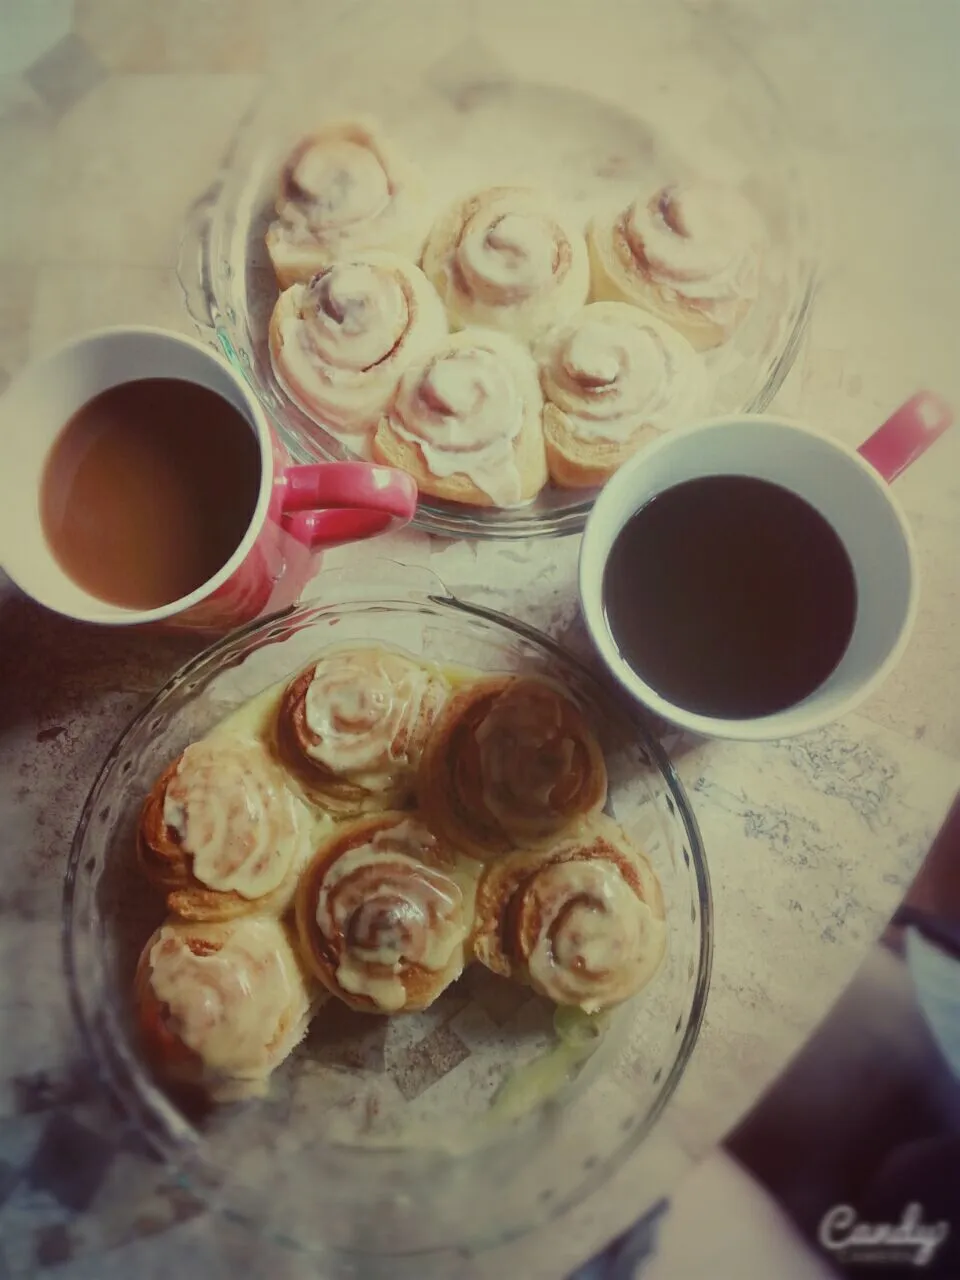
138 738 310 921
534 302 704 488
421 186 590 342
418 676 608 860
587 182 765 350
135 916 315 1100
275 647 450 817
295 813 479 1013
472 816 666 1012
269 253 448 458
372 328 547 508
266 118 429 289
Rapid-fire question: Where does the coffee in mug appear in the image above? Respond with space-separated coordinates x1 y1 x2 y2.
601 474 858 720
580 413 922 741
40 378 261 611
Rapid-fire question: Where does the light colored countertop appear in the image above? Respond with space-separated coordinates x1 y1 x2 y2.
0 1 958 1276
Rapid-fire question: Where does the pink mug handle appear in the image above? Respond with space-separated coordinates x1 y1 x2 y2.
276 460 414 550
281 462 417 549
857 390 953 483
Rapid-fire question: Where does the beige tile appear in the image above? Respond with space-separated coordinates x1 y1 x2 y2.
798 249 959 455
266 0 474 86
0 114 56 264
43 73 261 266
28 265 195 355
0 264 37 387
692 0 960 156
266 0 399 71
75 0 266 73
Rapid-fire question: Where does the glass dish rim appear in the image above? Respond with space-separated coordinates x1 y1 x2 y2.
60 591 714 1254
177 39 820 541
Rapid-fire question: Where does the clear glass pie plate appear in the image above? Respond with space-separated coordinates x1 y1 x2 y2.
63 566 711 1262
178 0 816 539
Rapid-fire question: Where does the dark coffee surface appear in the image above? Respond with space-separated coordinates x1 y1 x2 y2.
602 475 857 719
41 378 261 610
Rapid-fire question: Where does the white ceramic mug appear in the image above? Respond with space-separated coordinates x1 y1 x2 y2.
0 327 417 634
579 396 952 741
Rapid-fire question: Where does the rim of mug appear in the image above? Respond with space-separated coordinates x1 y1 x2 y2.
0 324 276 626
578 413 921 741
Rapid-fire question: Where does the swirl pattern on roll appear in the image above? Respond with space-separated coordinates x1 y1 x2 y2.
266 119 429 289
269 253 448 454
473 817 666 1012
139 738 309 921
373 328 547 507
135 916 314 1098
296 813 478 1013
588 182 765 350
534 301 704 487
418 675 608 859
422 186 590 342
276 647 449 815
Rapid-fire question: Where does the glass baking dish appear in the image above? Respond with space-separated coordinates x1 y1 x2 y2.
62 565 711 1262
178 0 816 539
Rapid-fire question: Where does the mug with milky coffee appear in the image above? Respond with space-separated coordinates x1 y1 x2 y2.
0 327 417 633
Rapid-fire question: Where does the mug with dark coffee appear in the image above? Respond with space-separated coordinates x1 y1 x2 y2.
580 395 951 740
0 327 417 633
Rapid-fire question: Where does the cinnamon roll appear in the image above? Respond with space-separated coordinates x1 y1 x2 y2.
422 186 590 342
295 813 479 1013
372 328 547 508
266 119 430 289
275 647 450 816
418 676 608 860
472 816 666 1012
534 302 704 488
138 737 310 922
269 253 448 456
135 916 315 1100
588 182 765 350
